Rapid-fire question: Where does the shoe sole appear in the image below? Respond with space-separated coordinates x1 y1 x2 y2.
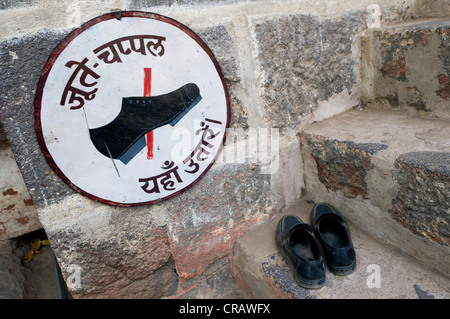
328 258 357 276
276 239 326 289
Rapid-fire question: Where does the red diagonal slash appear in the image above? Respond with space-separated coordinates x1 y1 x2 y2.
144 68 153 160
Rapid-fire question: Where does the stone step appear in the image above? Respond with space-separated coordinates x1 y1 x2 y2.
232 200 450 299
300 108 449 277
360 18 450 119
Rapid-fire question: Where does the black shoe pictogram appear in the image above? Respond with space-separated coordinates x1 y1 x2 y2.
89 83 201 164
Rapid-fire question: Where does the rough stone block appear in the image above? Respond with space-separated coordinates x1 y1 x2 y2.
360 18 450 119
392 151 450 246
261 253 314 299
305 136 387 199
39 199 178 298
197 24 240 84
196 24 248 129
0 0 35 10
414 0 450 19
252 11 367 128
176 257 239 298
166 162 276 280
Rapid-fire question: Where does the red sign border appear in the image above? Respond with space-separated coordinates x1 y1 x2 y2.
34 11 231 207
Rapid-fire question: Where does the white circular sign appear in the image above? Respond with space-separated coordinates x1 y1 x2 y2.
35 12 230 206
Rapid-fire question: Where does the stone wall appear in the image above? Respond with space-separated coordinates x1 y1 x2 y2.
392 151 450 247
360 16 450 118
301 110 450 277
1 0 446 298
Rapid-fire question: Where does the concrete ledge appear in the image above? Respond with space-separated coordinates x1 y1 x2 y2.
0 0 35 10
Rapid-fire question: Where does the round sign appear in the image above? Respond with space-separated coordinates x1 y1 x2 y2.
34 11 230 206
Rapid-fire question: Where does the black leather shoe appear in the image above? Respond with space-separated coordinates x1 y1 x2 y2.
275 215 326 289
89 83 201 164
310 203 356 276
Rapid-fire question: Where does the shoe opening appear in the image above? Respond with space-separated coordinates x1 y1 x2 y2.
319 218 349 248
289 228 321 261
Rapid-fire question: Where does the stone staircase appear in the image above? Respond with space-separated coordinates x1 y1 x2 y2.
232 200 449 299
0 4 448 300
232 17 450 299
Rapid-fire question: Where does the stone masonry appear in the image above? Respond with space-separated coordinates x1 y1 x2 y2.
1 0 449 298
360 18 450 118
392 151 450 247
302 109 450 277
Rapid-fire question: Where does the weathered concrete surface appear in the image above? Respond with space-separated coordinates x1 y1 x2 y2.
233 200 450 299
360 18 450 119
270 134 304 210
0 124 41 239
0 239 27 298
0 0 35 10
252 11 367 129
197 24 248 130
165 163 275 280
39 197 179 299
175 256 245 299
301 108 450 277
392 151 450 246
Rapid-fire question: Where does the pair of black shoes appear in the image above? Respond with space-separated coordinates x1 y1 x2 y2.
275 203 356 289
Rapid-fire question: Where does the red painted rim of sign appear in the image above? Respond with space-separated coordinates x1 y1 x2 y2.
34 11 231 207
